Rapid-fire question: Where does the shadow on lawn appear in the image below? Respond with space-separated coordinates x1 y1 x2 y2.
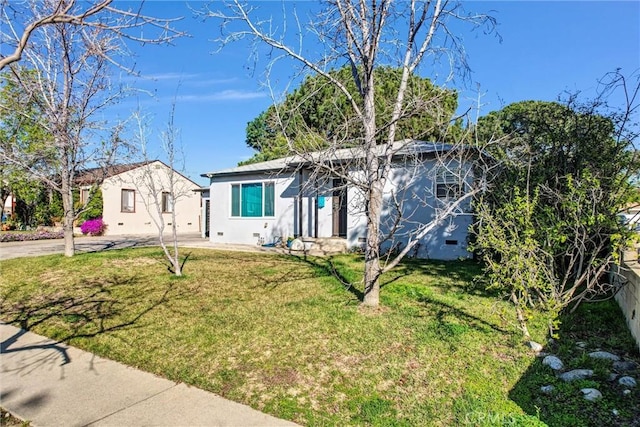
0 273 183 365
293 255 496 304
508 300 640 426
296 255 365 301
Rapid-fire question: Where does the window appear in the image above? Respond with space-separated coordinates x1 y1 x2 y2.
162 192 173 213
436 170 462 199
121 189 135 212
80 188 90 205
231 182 275 218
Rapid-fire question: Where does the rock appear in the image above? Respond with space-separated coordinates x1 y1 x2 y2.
543 355 564 371
560 369 594 382
612 409 619 416
588 351 621 361
613 360 638 372
540 385 555 394
575 341 587 349
609 373 619 382
528 341 544 353
623 389 632 396
289 238 305 251
618 376 637 388
581 388 602 401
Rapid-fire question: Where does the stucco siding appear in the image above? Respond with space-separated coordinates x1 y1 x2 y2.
205 156 473 260
100 161 201 236
345 160 472 260
208 172 297 245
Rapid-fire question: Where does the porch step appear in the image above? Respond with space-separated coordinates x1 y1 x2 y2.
300 237 348 254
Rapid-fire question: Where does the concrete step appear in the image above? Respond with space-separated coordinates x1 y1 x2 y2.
300 237 348 254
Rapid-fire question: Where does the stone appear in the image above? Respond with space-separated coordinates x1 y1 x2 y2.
618 376 637 388
588 351 621 361
575 341 587 349
609 373 619 382
528 341 544 353
540 385 555 394
613 360 638 372
542 355 564 371
623 389 632 396
289 238 305 251
612 409 619 416
581 388 602 401
560 369 594 382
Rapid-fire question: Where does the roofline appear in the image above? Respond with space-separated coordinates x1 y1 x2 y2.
108 160 202 187
201 165 295 179
201 140 459 179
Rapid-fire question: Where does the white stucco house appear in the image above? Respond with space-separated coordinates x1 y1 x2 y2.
201 140 475 260
76 161 202 236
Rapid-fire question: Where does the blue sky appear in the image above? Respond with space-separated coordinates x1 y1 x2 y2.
110 1 640 186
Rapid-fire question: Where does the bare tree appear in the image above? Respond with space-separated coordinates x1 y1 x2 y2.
207 0 495 306
0 0 182 71
0 1 183 256
128 107 191 276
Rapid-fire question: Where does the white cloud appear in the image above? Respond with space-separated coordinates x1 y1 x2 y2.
191 78 239 87
177 90 267 102
143 72 200 81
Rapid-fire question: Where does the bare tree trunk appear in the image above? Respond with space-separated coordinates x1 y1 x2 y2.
171 208 181 276
363 181 383 306
362 72 382 306
61 168 75 257
511 291 531 340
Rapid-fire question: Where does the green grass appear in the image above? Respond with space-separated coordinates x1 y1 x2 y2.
510 301 640 426
0 248 637 426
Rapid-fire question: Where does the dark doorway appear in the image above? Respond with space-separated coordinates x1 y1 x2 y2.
204 199 210 237
332 179 347 237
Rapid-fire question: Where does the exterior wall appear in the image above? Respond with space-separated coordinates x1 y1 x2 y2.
346 159 472 260
208 172 298 245
617 255 640 351
100 161 201 236
206 157 472 260
208 170 339 246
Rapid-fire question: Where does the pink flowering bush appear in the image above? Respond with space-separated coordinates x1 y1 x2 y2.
80 218 107 236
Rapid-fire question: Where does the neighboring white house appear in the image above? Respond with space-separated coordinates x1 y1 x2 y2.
619 203 640 230
76 161 202 236
2 193 15 220
201 141 475 260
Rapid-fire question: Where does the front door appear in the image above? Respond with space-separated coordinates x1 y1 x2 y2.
332 179 347 237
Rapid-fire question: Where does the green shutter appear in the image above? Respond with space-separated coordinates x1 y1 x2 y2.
241 183 262 217
231 184 240 216
264 182 274 216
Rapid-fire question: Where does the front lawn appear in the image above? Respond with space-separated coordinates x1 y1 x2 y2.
0 248 636 425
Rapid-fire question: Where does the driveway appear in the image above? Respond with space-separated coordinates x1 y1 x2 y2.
0 233 209 260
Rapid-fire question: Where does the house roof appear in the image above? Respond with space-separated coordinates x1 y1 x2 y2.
75 160 201 187
75 161 152 186
201 140 455 178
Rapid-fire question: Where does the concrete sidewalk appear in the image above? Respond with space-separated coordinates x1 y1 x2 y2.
0 324 298 427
